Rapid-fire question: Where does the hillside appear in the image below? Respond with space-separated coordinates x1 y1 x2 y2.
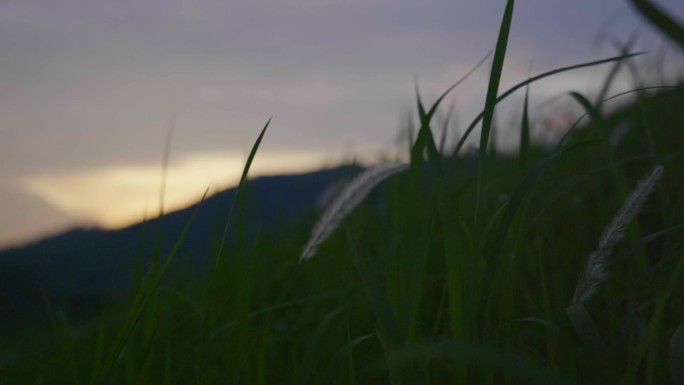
0 165 360 322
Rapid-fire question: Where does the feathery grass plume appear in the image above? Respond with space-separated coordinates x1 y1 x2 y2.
299 163 408 262
572 164 664 304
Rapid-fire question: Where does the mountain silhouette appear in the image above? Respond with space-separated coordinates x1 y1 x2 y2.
0 165 361 322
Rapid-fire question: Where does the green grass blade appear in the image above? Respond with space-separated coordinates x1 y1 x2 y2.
565 303 609 382
452 51 645 157
623 245 684 384
478 0 513 160
324 333 374 383
89 318 108 384
158 118 175 218
198 118 271 368
384 340 577 385
474 0 514 224
568 91 599 122
671 325 684 385
628 0 684 51
482 140 600 316
554 85 682 149
411 81 442 175
485 140 598 258
439 101 456 155
613 224 684 266
294 306 347 384
519 85 531 171
595 33 638 106
344 226 408 384
163 341 172 385
96 187 210 384
215 117 271 264
410 51 492 171
41 292 80 384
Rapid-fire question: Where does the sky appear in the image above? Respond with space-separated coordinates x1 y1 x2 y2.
1 0 683 248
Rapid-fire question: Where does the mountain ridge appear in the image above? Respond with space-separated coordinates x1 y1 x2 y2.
0 164 361 321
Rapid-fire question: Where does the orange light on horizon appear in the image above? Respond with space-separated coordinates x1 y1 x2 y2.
21 151 336 230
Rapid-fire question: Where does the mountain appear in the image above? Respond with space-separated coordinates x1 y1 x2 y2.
0 164 361 321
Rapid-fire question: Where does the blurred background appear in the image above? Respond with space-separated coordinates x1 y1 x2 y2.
1 0 683 248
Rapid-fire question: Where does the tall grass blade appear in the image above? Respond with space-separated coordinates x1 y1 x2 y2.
623 244 684 384
41 292 79 384
565 303 608 382
485 140 598 262
294 306 347 384
215 118 271 264
474 0 513 225
482 140 599 324
413 81 443 175
96 187 210 384
628 0 684 51
595 33 638 107
158 117 175 218
568 91 600 123
323 333 374 383
613 224 684 266
383 340 577 385
479 0 513 160
519 84 531 171
150 119 176 269
344 227 411 384
555 85 681 149
410 50 492 170
671 325 684 385
439 101 456 155
451 52 644 157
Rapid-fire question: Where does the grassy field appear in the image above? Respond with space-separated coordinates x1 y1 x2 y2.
3 1 684 383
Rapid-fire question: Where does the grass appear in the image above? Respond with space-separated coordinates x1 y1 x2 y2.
3 1 684 383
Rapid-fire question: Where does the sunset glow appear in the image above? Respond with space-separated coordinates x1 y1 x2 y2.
22 151 332 229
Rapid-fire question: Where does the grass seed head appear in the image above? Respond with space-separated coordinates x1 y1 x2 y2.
572 164 664 304
299 163 408 262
